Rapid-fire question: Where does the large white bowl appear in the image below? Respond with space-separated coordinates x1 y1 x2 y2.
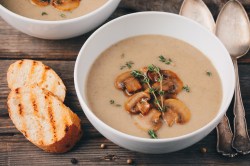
0 0 120 40
74 12 235 154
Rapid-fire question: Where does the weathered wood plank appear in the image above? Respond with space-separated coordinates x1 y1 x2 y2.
1 0 250 62
0 132 250 166
0 8 127 61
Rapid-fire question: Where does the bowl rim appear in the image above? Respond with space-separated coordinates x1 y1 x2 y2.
0 0 118 24
74 11 235 143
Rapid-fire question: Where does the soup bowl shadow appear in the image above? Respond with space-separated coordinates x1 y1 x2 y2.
74 12 235 154
0 0 120 40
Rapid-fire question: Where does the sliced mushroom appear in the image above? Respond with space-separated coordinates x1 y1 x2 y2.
162 70 183 94
115 71 142 95
125 92 151 115
152 70 183 95
30 0 50 6
52 0 80 11
133 108 162 131
162 99 191 127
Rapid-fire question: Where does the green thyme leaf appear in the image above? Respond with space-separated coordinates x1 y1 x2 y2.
159 55 166 62
183 85 190 92
60 14 66 18
158 90 165 96
148 130 157 139
159 55 172 65
165 58 172 65
206 71 212 76
149 88 156 94
109 100 121 107
131 70 143 78
109 100 115 104
120 61 134 70
41 12 48 16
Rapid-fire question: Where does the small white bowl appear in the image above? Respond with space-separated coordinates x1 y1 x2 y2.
0 0 120 40
74 12 235 154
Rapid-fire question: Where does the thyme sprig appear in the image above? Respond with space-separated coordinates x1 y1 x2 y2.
206 71 212 77
120 61 134 70
41 12 48 16
109 100 121 107
183 85 190 92
131 64 165 112
148 130 157 139
60 13 66 18
159 55 172 65
148 64 164 109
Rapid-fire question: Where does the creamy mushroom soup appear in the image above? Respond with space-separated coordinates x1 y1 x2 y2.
0 0 108 21
86 35 222 139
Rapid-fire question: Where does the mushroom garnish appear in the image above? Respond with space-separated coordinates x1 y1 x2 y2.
52 0 80 11
30 0 50 6
115 64 191 138
125 92 151 115
131 65 166 112
162 99 191 127
115 71 142 96
151 70 183 95
133 109 162 131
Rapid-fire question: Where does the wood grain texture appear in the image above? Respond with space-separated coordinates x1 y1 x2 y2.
1 0 250 165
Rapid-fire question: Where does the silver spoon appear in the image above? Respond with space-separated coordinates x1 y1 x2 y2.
216 0 250 154
179 0 215 33
180 0 237 157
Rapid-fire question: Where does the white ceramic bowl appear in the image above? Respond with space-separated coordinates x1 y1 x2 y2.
0 0 120 40
74 12 235 154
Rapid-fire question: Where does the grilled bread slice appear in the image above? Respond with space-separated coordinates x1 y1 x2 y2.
7 86 82 153
7 60 66 101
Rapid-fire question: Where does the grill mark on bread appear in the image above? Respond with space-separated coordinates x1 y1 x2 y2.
30 91 44 145
15 88 23 116
47 96 57 142
18 60 23 66
16 60 23 84
39 66 49 87
18 104 23 116
14 88 28 138
15 88 20 94
28 61 37 84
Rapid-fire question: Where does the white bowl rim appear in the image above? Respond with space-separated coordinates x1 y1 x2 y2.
74 11 235 143
0 0 117 24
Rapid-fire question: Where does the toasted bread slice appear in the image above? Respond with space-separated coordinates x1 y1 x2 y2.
7 60 66 101
7 86 82 153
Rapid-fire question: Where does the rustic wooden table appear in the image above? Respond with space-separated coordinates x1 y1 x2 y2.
1 0 250 165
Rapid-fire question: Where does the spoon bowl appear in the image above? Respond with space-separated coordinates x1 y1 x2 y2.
216 0 250 58
179 0 215 33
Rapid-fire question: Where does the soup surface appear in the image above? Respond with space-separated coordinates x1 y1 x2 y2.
0 0 108 21
86 35 222 138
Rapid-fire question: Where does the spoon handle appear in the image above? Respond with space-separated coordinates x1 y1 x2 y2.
232 60 250 154
216 115 237 157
